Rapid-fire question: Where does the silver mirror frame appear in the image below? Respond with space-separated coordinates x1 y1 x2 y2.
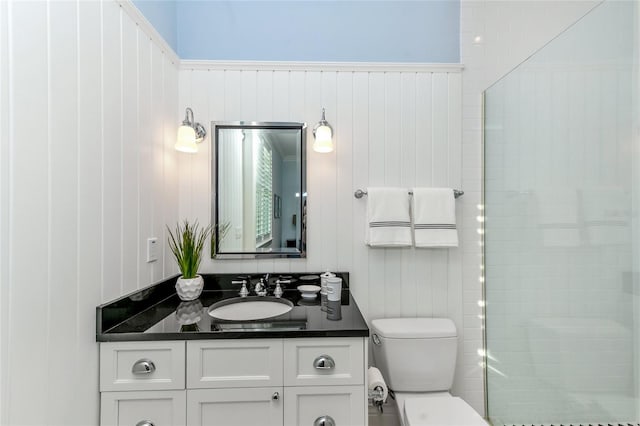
211 121 307 259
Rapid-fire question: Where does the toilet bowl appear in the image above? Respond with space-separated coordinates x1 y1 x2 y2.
397 393 485 426
371 318 486 426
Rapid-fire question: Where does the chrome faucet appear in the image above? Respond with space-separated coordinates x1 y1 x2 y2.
254 278 268 296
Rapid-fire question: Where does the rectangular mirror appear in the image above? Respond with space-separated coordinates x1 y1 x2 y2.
212 121 307 259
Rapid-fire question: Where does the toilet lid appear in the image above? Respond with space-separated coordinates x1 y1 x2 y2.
404 396 486 426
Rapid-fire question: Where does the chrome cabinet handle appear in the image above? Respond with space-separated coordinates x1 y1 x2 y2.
272 392 280 401
136 421 154 426
313 415 336 426
313 355 335 370
131 359 156 375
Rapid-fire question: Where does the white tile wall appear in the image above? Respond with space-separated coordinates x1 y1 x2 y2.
0 0 179 423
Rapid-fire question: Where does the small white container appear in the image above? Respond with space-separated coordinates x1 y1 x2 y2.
326 277 342 302
320 272 336 292
320 272 335 311
297 284 321 299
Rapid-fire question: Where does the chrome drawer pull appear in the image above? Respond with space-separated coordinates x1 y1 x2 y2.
314 415 336 426
313 355 335 370
136 421 155 426
131 359 156 375
272 392 280 401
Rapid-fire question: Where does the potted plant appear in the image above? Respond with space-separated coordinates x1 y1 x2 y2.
167 220 211 301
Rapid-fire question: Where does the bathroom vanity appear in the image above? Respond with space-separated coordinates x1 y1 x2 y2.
96 273 369 426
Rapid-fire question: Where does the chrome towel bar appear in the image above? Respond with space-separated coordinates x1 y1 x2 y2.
354 189 464 199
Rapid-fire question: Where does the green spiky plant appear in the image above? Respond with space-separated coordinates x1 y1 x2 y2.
167 220 212 279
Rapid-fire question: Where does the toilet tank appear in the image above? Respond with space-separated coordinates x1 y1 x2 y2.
371 318 457 392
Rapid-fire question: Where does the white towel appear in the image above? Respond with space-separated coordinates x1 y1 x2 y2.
412 188 458 248
366 187 412 247
536 189 580 247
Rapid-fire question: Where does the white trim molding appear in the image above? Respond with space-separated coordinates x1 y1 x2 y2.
117 0 180 65
180 60 464 73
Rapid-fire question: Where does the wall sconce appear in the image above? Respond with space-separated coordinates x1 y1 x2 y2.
175 107 207 153
312 108 333 153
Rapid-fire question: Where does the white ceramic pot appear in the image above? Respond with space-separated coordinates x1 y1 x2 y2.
175 275 204 301
175 299 204 325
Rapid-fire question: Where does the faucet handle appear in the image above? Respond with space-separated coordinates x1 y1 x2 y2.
274 282 283 298
231 279 249 297
276 275 293 284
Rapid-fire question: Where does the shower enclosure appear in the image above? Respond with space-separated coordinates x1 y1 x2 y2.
484 1 639 424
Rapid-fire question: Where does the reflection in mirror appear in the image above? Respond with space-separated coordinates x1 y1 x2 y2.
212 122 306 258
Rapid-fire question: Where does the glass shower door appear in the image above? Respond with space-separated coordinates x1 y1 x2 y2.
484 1 639 424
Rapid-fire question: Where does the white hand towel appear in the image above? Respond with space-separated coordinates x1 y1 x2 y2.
413 188 458 248
366 187 412 247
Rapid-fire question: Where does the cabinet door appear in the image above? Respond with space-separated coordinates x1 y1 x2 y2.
187 387 283 426
187 339 283 388
284 386 365 426
100 390 185 426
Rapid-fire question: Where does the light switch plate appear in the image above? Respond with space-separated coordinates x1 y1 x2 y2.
147 237 158 263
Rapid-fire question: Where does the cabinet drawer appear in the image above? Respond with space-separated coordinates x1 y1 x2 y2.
100 341 185 391
187 339 283 388
284 385 366 426
187 387 283 426
100 390 186 426
283 337 364 386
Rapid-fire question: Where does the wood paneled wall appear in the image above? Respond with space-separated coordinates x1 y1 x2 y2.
0 1 179 423
177 63 472 397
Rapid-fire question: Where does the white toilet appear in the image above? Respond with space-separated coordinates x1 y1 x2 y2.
371 318 487 426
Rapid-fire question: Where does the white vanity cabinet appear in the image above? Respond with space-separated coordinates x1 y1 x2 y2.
99 337 367 426
99 341 187 426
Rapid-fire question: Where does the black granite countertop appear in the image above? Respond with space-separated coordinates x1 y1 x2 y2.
96 272 369 341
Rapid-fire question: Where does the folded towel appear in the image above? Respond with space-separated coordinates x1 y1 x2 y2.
582 186 630 245
412 188 458 247
536 189 580 247
366 187 412 247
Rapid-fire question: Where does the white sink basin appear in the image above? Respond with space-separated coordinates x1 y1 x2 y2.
207 297 293 321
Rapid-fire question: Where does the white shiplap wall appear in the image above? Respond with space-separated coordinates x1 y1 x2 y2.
0 0 179 423
177 63 475 401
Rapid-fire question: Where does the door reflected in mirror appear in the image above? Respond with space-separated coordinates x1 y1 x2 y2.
212 122 307 258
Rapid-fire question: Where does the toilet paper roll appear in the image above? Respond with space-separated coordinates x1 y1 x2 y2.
367 366 388 403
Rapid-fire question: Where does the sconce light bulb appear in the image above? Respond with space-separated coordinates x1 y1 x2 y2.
175 125 198 153
313 124 334 153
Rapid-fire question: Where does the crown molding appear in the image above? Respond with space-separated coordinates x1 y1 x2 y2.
180 60 464 73
116 0 180 66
